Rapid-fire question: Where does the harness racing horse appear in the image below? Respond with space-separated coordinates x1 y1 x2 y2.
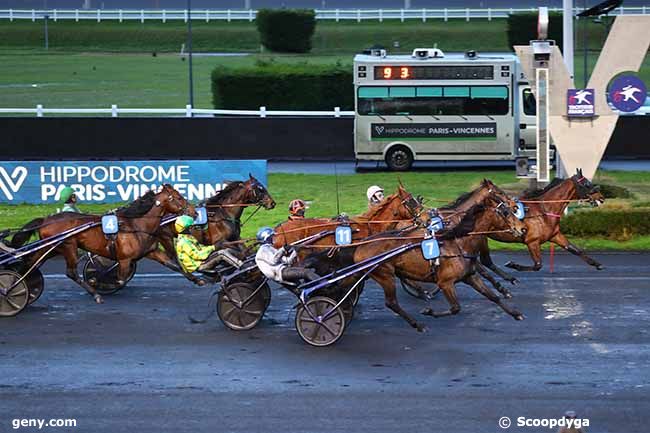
150 175 276 285
11 185 193 303
346 183 528 331
487 169 605 272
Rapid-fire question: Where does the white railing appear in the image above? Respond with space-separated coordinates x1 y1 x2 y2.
0 105 355 118
1 7 648 22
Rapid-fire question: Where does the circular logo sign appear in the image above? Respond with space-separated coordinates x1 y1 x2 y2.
609 75 647 112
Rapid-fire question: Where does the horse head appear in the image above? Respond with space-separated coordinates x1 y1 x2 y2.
480 179 527 238
244 174 276 210
571 169 605 207
156 184 195 217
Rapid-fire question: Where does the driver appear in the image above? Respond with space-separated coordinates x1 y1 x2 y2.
174 215 243 273
254 227 320 284
366 185 385 209
288 199 307 221
60 186 81 213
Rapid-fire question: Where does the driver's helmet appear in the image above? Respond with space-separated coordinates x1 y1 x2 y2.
256 227 275 244
288 199 306 217
175 215 195 233
366 185 385 204
60 186 76 203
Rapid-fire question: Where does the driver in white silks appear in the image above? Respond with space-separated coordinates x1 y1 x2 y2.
366 185 385 209
254 227 320 284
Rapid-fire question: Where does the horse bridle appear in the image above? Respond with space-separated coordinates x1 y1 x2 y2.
572 175 600 205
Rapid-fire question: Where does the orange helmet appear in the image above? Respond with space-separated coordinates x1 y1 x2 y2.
288 199 306 217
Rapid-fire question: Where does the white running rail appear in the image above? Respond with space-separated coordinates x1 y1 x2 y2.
1 7 648 23
0 105 355 118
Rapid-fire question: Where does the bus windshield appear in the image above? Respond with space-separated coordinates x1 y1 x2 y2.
357 85 509 116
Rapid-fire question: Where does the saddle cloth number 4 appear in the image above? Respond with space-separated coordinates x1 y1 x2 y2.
102 215 119 235
421 238 440 260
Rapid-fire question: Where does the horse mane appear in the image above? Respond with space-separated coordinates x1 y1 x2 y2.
116 190 157 218
358 193 398 220
203 181 244 205
521 177 565 199
440 188 477 210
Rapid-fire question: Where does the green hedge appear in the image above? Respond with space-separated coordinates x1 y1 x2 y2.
561 208 650 239
255 9 316 53
506 12 563 50
211 63 353 110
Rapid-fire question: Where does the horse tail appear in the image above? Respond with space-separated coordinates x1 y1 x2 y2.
10 217 44 248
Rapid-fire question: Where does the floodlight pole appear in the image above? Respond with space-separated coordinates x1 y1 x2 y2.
187 0 194 113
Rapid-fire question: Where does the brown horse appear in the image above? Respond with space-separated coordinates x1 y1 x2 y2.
149 175 276 284
11 184 193 303
346 182 528 331
487 169 605 272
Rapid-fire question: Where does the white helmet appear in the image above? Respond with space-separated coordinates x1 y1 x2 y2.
367 185 384 202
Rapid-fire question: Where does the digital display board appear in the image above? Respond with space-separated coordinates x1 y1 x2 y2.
373 65 494 80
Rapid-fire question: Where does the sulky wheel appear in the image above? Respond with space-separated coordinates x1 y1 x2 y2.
295 296 346 347
217 282 270 331
25 268 45 304
82 255 137 295
0 270 30 317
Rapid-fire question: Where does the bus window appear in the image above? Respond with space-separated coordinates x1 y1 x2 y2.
357 86 509 116
522 88 536 116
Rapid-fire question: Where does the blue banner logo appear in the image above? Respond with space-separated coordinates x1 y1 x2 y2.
567 88 595 117
0 160 267 204
609 76 647 113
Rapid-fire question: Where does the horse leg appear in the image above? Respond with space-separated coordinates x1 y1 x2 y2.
475 263 513 299
60 243 103 304
479 243 518 284
373 266 426 332
464 273 524 320
420 281 461 318
552 232 603 270
505 241 543 271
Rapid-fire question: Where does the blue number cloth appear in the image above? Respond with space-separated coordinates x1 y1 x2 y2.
101 215 119 235
421 238 440 260
335 226 352 245
195 207 208 225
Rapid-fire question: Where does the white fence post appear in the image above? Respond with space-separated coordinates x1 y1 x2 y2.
444 8 448 22
379 9 382 22
75 9 79 21
620 6 624 15
227 9 231 22
31 9 35 22
9 9 13 21
335 8 339 22
488 8 492 21
466 8 470 21
99 9 102 22
111 104 118 117
53 9 57 21
186 104 192 117
334 107 341 118
184 9 188 22
206 9 209 22
249 9 254 21
36 104 43 117
260 106 266 118
118 9 122 22
141 9 144 23
400 8 404 22
162 9 166 22
357 9 361 22
422 8 426 22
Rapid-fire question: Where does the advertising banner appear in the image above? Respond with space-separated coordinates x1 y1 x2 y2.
567 89 595 117
0 160 267 204
371 123 497 140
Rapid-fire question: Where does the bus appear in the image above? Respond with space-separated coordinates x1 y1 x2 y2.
353 47 543 171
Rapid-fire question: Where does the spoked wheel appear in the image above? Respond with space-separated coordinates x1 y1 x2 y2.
400 278 440 300
82 255 137 295
25 268 45 304
295 296 346 347
0 270 29 317
217 282 271 331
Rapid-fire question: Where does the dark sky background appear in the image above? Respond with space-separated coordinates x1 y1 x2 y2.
1 0 648 9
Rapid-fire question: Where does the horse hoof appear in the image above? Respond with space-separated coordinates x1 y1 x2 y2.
420 307 433 316
416 324 426 333
504 292 513 299
509 278 519 285
504 261 517 269
88 278 97 287
196 279 207 286
514 313 525 321
94 295 104 304
596 265 604 271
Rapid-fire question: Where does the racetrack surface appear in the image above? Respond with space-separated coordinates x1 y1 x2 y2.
1 252 649 433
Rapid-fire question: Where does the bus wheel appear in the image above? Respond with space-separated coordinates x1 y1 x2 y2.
386 146 413 171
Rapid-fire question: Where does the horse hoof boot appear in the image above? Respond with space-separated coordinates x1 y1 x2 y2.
514 313 525 321
94 294 104 304
596 265 604 271
509 278 519 285
415 323 426 333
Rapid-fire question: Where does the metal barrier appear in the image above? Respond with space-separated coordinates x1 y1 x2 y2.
1 7 648 23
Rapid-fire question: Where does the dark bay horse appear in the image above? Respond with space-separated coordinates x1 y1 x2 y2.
11 185 193 303
150 175 276 285
346 184 528 331
488 169 605 272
